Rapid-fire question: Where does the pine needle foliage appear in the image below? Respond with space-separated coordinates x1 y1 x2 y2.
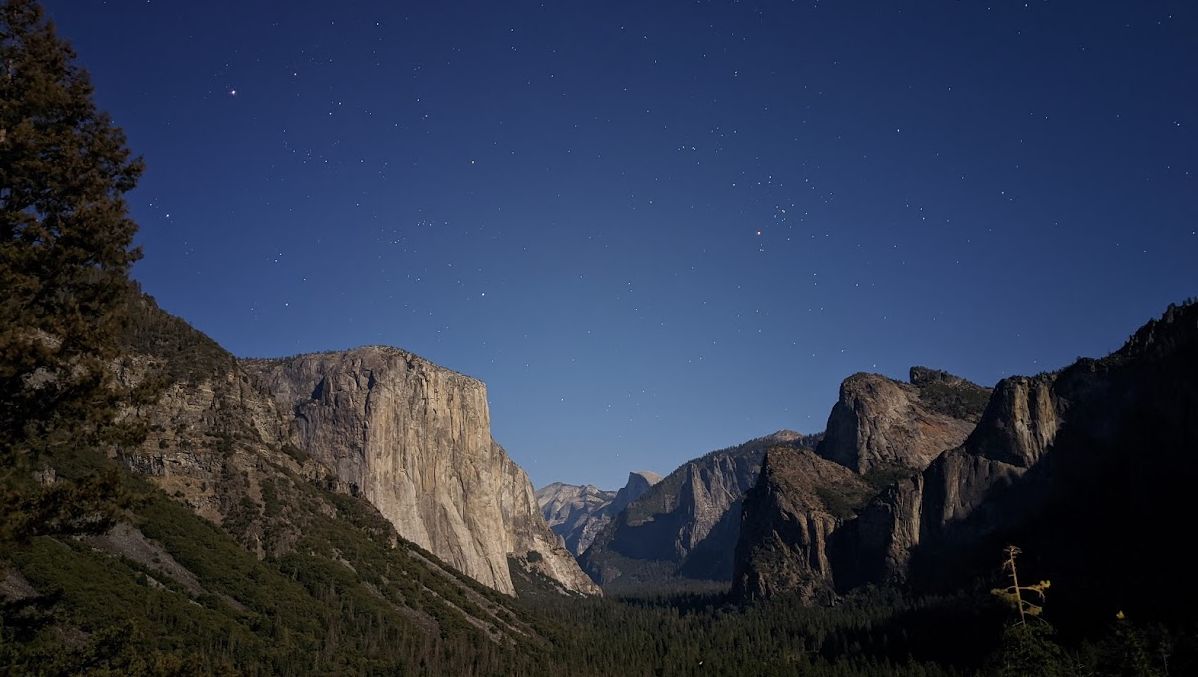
1 0 143 469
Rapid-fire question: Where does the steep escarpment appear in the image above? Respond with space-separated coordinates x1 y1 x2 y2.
608 470 662 515
878 302 1198 616
498 456 602 595
536 471 661 557
244 348 598 596
736 302 1198 623
116 294 315 557
731 368 987 601
580 431 810 590
731 447 871 603
817 368 989 474
840 369 1103 592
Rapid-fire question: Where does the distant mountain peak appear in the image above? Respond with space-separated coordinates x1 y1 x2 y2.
627 470 663 484
580 431 789 591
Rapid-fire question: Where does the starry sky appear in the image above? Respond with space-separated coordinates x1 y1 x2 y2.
45 1 1196 490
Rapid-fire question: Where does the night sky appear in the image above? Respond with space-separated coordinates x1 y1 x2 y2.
45 2 1196 490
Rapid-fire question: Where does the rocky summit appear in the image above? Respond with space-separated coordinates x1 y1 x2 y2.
730 368 988 602
536 470 661 556
817 367 990 474
537 483 616 556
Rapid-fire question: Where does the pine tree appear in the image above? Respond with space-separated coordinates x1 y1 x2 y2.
1 0 142 465
988 545 1067 676
991 545 1051 625
1 0 142 539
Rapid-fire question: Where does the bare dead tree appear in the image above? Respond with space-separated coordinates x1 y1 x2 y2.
991 545 1052 625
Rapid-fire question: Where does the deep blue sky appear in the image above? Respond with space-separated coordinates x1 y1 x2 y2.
46 1 1196 490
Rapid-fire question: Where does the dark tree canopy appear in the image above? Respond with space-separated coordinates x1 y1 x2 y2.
0 0 143 462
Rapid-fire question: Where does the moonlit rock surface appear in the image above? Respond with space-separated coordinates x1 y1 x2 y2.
732 369 990 601
817 370 990 474
244 346 599 596
735 304 1198 607
536 470 662 556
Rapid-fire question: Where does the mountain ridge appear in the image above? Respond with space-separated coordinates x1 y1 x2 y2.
535 471 662 556
732 301 1198 627
579 430 814 591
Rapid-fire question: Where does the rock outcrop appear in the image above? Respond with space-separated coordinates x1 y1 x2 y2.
580 431 812 590
243 347 599 596
536 470 661 556
729 368 988 601
731 447 871 603
835 368 1083 591
116 298 315 559
117 298 597 597
817 368 990 474
609 470 662 515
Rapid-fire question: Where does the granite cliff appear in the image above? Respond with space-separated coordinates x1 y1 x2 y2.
852 302 1198 614
608 470 663 515
242 348 599 597
0 293 568 673
112 296 596 597
732 368 989 601
537 484 616 556
817 367 990 474
734 302 1198 623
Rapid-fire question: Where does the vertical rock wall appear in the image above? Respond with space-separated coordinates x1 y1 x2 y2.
244 346 598 596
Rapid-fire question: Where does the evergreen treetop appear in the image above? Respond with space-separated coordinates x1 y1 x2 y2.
1 0 143 463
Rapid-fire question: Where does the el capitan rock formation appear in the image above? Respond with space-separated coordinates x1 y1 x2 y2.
243 347 599 596
116 298 596 597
